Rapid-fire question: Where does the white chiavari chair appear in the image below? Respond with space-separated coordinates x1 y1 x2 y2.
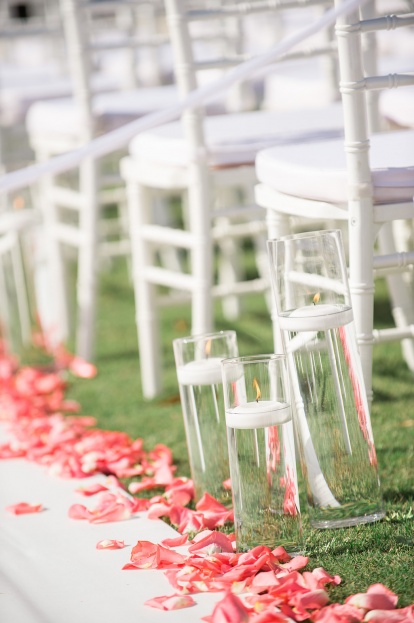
25 0 179 361
254 0 414 405
0 0 68 174
120 0 350 399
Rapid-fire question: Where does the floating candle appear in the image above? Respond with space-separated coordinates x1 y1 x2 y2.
279 304 353 332
176 357 223 386
226 401 291 429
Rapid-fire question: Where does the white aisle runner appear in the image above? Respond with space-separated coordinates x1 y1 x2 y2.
0 457 223 623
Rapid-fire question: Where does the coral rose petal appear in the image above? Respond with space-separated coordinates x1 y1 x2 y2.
90 502 131 524
144 594 196 610
76 483 109 496
346 583 399 611
160 535 189 548
188 531 234 553
365 607 414 622
312 603 365 622
280 555 309 572
69 356 97 378
206 592 250 623
96 539 126 550
68 504 93 520
6 502 43 515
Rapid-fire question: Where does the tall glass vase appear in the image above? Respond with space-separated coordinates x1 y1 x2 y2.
267 230 384 529
173 330 238 505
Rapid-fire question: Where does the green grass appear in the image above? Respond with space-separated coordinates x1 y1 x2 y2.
26 257 414 606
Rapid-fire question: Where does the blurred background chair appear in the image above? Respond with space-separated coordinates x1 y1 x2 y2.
0 0 68 182
25 0 179 361
255 0 414 405
0 206 40 354
120 0 352 399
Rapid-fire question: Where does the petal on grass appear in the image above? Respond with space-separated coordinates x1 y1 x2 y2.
6 502 43 515
69 356 97 378
365 607 414 622
346 584 399 612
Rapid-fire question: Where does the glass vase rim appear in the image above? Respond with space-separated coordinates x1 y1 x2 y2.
268 228 343 244
221 353 286 366
173 329 237 346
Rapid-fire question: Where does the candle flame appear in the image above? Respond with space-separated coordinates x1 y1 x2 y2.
205 339 212 358
313 292 321 305
253 378 261 403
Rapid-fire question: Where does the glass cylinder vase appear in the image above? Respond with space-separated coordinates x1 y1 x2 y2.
267 229 384 529
173 330 238 505
221 354 302 553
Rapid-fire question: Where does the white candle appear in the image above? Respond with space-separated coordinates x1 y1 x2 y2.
226 401 291 429
177 357 223 386
279 304 353 332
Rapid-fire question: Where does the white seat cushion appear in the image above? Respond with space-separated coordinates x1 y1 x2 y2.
26 85 180 140
129 104 344 168
1 67 123 127
255 130 414 205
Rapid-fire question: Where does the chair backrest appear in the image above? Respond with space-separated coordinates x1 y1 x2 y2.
164 0 342 178
334 0 414 205
0 0 63 67
57 0 170 140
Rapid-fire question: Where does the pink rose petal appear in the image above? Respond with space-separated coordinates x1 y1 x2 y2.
76 483 109 496
204 591 250 623
188 530 234 554
160 534 189 548
69 356 97 378
6 502 43 515
365 606 414 622
144 594 196 610
129 540 186 569
346 584 399 612
312 602 364 622
96 539 126 550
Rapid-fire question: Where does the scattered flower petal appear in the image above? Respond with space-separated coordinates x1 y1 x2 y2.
202 591 250 623
96 539 126 550
76 483 109 496
144 594 196 610
6 502 43 515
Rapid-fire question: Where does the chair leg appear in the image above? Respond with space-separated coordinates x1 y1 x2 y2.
378 222 414 372
0 250 12 347
127 179 161 399
76 158 99 362
267 208 292 354
188 165 214 337
348 209 375 407
154 192 183 273
37 165 70 348
10 235 32 345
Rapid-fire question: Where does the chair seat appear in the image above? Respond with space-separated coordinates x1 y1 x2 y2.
0 66 126 127
255 130 414 205
26 85 180 141
379 87 414 129
129 104 344 169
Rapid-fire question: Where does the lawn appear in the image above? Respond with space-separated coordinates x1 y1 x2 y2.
28 256 414 605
